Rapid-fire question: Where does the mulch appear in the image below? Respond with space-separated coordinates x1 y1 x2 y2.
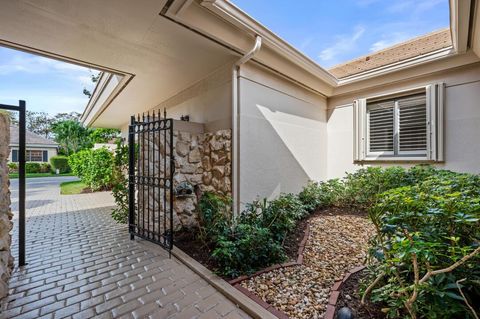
335 269 386 319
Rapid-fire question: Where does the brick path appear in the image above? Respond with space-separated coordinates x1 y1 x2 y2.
1 177 250 319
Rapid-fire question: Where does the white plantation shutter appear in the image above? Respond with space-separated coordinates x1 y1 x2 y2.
426 83 445 161
353 99 366 161
398 94 427 153
367 100 395 153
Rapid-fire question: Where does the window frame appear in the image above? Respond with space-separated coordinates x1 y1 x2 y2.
353 83 444 162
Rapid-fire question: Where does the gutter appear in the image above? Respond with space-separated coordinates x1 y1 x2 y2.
232 35 262 215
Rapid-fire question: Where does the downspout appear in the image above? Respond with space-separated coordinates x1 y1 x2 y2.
232 35 262 215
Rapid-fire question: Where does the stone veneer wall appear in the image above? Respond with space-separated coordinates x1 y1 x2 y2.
173 129 231 229
140 128 231 233
0 113 13 300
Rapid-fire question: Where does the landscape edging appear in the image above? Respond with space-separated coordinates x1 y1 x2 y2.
324 265 367 319
227 225 311 319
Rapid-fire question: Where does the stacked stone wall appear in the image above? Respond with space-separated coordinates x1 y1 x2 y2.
140 128 231 233
0 113 13 300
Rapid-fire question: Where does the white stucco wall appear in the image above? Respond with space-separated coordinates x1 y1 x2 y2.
238 64 328 205
327 63 480 179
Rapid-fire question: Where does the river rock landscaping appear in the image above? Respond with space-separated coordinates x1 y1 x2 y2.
241 208 374 319
172 166 480 319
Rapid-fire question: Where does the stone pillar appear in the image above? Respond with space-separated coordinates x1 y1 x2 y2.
0 113 13 300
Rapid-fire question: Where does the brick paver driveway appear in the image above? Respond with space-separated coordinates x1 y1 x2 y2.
1 177 250 319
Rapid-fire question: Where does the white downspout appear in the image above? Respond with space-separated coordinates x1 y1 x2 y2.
232 35 262 216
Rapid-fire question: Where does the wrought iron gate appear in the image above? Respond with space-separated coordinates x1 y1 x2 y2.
0 100 26 266
128 111 174 251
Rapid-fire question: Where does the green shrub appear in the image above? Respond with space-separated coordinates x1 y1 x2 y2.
8 162 18 173
68 148 114 191
39 163 51 173
241 194 307 242
298 179 345 211
366 172 480 318
212 223 285 278
50 155 70 173
111 140 129 223
25 162 41 173
197 192 290 277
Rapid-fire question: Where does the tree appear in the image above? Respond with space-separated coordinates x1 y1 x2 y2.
51 120 92 156
53 112 81 123
89 128 120 144
26 111 53 138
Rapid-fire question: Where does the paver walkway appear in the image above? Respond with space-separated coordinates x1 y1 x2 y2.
1 177 250 319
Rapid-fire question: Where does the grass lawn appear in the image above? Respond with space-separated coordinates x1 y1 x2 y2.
9 172 74 179
60 180 88 195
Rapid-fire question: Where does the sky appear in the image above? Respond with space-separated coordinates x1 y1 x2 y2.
0 1 449 116
232 0 450 68
0 47 98 116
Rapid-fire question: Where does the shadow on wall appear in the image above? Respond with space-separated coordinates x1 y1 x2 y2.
239 102 326 204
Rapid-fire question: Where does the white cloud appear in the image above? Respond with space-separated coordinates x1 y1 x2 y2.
387 0 443 14
318 25 365 63
369 32 412 52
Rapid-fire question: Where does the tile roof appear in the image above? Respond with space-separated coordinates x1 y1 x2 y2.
10 126 58 146
328 28 452 79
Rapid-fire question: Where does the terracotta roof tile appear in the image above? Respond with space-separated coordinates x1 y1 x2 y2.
328 28 452 79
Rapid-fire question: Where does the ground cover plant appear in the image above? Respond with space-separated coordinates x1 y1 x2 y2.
191 165 479 318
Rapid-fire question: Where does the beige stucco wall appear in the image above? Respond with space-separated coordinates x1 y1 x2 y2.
151 63 233 133
7 146 57 163
238 63 328 205
327 62 480 179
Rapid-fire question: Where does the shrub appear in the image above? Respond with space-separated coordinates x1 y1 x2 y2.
241 194 307 242
111 140 129 223
298 179 345 211
68 148 114 191
197 192 291 277
25 162 41 173
212 223 285 278
50 155 70 173
8 162 18 173
39 163 51 173
365 172 480 318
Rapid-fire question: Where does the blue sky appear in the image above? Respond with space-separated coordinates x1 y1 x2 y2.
232 0 450 68
0 1 449 116
0 47 98 115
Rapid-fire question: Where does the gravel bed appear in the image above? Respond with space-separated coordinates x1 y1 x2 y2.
241 209 375 319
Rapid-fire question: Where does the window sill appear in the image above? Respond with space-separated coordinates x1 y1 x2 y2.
355 157 443 164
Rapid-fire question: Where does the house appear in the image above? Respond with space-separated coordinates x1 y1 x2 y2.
8 126 58 163
0 0 479 215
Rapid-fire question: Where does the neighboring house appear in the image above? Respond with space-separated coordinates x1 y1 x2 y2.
1 0 479 213
8 126 58 163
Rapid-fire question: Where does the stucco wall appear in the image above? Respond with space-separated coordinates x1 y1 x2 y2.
327 62 480 179
0 113 13 300
238 64 328 205
152 63 232 132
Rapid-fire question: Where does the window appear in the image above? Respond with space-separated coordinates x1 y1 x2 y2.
354 83 444 161
26 150 45 162
11 150 49 162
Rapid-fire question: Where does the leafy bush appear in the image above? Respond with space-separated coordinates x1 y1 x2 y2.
39 163 51 173
68 148 114 191
25 162 41 173
365 172 480 318
212 223 285 278
8 162 18 173
241 194 307 242
50 155 70 173
197 192 292 277
111 140 129 223
298 179 345 211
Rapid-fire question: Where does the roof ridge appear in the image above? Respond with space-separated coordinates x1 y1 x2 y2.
328 28 451 70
